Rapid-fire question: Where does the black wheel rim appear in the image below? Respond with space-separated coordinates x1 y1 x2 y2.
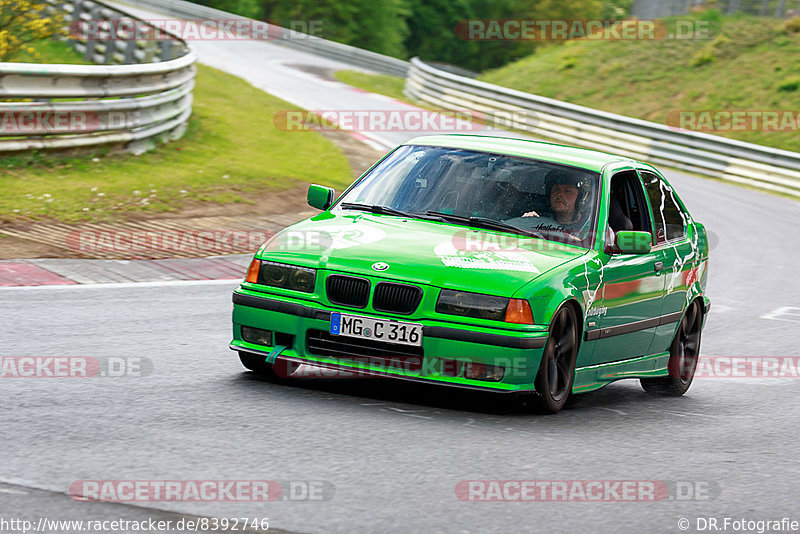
546 310 576 401
675 304 702 384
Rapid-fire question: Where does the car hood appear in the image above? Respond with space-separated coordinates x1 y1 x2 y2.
258 212 588 297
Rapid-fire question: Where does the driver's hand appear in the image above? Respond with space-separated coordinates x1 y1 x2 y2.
522 211 540 218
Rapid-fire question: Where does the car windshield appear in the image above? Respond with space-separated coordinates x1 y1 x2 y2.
334 144 601 247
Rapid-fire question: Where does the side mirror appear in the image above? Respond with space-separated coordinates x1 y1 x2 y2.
307 184 334 210
615 230 652 254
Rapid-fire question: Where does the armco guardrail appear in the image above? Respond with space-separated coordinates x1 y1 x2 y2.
406 57 800 198
123 0 410 77
0 0 196 154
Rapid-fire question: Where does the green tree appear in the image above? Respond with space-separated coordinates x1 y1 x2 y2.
458 0 606 71
192 0 263 20
349 0 409 57
458 0 532 71
405 0 478 68
202 0 630 71
267 0 408 57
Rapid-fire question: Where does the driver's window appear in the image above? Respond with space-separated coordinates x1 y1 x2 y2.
607 171 651 251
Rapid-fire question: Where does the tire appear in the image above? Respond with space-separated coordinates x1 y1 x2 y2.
641 302 703 396
527 306 579 414
238 351 298 379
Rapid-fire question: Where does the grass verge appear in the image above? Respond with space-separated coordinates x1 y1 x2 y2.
334 70 407 101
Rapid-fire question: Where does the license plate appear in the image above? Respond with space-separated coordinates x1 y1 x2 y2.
330 313 423 347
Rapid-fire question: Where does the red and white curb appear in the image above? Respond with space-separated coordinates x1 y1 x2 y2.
0 255 249 288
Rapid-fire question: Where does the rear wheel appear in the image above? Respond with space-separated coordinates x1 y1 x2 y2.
238 352 298 379
528 306 579 414
641 302 703 396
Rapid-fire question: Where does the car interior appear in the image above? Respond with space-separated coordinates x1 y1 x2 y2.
607 170 652 252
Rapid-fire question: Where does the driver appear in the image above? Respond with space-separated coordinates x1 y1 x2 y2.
507 169 593 237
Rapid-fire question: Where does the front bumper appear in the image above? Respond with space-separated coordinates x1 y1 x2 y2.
230 289 549 392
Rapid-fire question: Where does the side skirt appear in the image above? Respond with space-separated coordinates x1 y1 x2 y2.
572 352 671 394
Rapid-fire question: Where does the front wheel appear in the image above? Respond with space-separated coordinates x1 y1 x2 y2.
641 302 703 396
239 352 299 379
527 306 579 414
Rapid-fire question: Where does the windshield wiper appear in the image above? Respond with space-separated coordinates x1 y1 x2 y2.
340 203 445 221
426 210 471 222
340 203 415 218
426 211 545 239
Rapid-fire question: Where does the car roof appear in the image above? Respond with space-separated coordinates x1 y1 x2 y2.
403 134 638 173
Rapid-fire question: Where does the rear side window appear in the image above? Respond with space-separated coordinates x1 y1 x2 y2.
640 171 687 244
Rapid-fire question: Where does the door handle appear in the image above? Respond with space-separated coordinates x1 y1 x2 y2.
654 261 665 273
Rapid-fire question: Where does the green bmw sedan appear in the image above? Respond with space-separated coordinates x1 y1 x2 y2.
230 135 710 413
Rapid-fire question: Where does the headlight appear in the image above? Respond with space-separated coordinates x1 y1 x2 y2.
436 290 509 321
252 260 316 293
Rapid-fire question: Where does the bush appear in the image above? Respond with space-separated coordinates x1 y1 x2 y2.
558 54 579 71
689 34 730 67
778 75 800 92
699 8 723 23
689 49 715 67
0 0 65 61
781 16 800 33
600 0 633 19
